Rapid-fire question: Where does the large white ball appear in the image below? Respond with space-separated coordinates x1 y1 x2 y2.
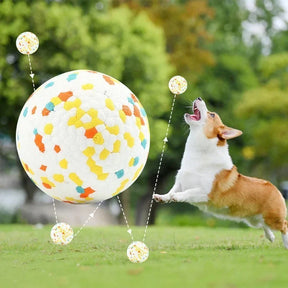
16 70 150 203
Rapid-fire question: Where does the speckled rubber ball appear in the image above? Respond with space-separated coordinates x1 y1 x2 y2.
16 70 150 203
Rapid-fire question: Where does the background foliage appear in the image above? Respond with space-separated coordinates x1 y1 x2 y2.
0 0 288 224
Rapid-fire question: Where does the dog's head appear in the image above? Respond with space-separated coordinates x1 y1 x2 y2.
184 97 242 145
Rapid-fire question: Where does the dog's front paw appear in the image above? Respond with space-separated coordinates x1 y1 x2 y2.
153 194 170 203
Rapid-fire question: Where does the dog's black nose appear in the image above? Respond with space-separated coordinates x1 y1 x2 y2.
197 97 202 101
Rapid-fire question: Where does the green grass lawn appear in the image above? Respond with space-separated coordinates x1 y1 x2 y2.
0 225 287 288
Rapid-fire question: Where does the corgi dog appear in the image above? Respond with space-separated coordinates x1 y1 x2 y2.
153 97 288 248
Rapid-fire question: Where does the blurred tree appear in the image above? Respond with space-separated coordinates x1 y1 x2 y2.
234 52 288 181
232 0 288 183
0 0 172 204
111 0 221 224
112 0 215 82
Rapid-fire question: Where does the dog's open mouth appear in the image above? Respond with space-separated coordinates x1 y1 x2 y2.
186 102 201 121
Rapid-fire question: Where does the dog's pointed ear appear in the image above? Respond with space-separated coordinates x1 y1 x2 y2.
218 126 242 140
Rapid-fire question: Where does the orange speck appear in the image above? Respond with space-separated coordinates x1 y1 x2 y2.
58 91 73 102
32 106 37 114
54 145 61 153
24 163 29 172
85 127 97 139
64 200 76 204
131 93 139 103
42 108 50 116
43 182 52 189
103 75 115 85
133 105 141 118
122 105 132 116
40 165 47 171
34 134 45 152
80 187 95 198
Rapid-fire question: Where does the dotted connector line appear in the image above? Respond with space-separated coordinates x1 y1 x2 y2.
74 201 103 238
143 94 177 242
27 54 35 91
52 198 58 224
117 195 134 242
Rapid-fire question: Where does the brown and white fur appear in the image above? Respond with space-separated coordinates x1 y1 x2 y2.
153 97 288 248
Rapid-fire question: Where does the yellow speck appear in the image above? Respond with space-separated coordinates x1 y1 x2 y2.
76 108 85 119
136 118 141 129
119 110 126 123
93 132 104 145
53 174 64 182
106 125 119 135
83 147 95 157
50 97 61 106
69 173 83 186
113 179 129 196
113 140 121 153
124 132 134 148
82 83 94 90
139 132 145 141
105 98 115 110
44 123 53 135
59 159 68 169
133 164 144 181
100 148 110 160
65 197 92 203
98 173 109 180
41 177 55 187
64 98 81 110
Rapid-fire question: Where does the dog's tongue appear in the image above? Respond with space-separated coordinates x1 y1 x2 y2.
189 108 201 121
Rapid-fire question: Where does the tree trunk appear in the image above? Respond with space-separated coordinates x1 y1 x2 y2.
18 161 37 203
118 189 131 225
135 191 158 226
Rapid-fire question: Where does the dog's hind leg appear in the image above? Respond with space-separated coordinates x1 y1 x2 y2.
280 220 288 249
263 213 288 249
281 233 288 249
263 225 275 243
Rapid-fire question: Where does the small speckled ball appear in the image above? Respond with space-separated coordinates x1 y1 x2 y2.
168 76 187 95
16 70 150 203
127 241 149 263
16 32 39 55
50 222 74 245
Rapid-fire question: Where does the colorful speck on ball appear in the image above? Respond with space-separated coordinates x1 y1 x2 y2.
50 222 74 245
16 32 39 55
127 241 149 263
168 75 187 95
16 70 150 203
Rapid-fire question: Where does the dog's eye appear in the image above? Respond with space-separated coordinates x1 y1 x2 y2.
210 113 215 118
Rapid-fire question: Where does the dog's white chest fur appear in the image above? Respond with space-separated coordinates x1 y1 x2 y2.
176 130 233 199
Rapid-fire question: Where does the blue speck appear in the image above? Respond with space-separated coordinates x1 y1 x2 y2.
45 82 54 88
128 97 134 105
133 157 139 166
45 102 55 112
140 108 146 117
33 128 38 135
115 169 124 179
76 186 84 193
23 107 28 117
141 139 147 149
67 73 77 82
